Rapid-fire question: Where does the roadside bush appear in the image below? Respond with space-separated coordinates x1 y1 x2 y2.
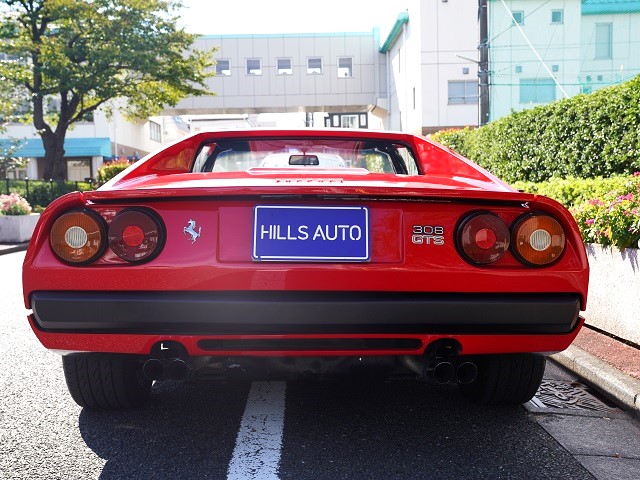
512 175 634 208
27 181 93 208
97 159 131 184
431 75 640 183
571 174 640 249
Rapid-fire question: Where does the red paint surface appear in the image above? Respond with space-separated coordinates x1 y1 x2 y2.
22 130 590 357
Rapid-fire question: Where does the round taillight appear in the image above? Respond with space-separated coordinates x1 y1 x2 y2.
50 210 106 264
457 212 510 265
108 209 164 263
512 213 565 266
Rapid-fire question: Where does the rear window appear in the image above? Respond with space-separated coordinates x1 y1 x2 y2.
191 138 420 175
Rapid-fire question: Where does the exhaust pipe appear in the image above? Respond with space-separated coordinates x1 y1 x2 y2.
400 356 455 384
166 358 191 381
456 362 478 384
143 358 165 381
400 355 474 384
428 361 455 384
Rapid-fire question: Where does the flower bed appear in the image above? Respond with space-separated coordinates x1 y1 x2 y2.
572 173 640 249
0 193 39 242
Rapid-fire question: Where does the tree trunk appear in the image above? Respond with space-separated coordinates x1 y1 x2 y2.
41 131 67 181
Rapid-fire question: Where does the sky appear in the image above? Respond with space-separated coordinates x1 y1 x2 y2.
178 0 402 36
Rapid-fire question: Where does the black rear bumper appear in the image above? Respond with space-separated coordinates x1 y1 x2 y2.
30 291 581 335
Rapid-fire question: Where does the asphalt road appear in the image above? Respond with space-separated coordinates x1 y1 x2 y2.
0 251 600 479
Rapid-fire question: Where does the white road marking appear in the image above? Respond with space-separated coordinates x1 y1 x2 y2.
227 381 287 480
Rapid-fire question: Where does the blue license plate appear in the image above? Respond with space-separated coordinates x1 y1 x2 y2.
253 206 370 262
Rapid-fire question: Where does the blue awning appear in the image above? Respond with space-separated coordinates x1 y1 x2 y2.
0 137 112 158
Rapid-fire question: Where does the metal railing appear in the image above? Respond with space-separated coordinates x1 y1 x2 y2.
2 178 94 208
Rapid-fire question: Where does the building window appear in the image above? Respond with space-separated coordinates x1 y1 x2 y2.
512 11 524 25
277 58 292 75
246 58 262 75
519 78 556 103
551 9 563 24
515 65 522 73
324 113 368 129
338 57 353 77
150 121 161 142
307 57 323 74
552 64 559 73
215 59 230 76
594 23 612 59
447 80 478 105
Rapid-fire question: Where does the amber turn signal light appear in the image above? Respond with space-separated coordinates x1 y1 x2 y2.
50 210 107 264
512 213 565 266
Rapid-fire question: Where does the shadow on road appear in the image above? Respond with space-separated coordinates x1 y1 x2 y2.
78 377 594 480
78 380 250 480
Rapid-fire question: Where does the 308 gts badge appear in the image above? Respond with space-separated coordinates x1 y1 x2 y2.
412 225 445 245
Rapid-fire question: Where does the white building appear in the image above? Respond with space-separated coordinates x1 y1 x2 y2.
379 0 481 134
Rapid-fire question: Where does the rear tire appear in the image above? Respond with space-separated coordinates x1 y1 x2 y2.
62 353 152 410
459 354 545 406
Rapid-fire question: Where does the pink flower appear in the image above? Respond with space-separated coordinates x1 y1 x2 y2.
588 199 604 206
586 219 595 226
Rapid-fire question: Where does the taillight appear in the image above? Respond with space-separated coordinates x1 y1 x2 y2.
108 208 164 263
512 213 565 266
457 212 510 265
50 210 107 264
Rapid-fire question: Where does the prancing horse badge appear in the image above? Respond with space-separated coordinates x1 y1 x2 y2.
183 219 201 244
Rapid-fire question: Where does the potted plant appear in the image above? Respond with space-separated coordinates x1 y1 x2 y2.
0 193 40 243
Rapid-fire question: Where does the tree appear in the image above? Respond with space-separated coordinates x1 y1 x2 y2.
0 138 27 178
0 0 216 180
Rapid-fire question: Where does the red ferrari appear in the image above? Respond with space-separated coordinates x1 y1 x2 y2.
22 129 589 409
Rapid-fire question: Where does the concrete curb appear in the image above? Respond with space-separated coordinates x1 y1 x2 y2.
552 345 640 418
0 243 29 256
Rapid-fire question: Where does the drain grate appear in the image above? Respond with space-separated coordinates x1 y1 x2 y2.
530 380 620 412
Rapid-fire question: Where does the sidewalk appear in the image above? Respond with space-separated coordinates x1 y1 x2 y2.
552 326 640 417
0 242 29 255
1 241 638 416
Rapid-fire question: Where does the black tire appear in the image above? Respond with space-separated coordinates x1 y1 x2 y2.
459 354 545 406
62 353 152 410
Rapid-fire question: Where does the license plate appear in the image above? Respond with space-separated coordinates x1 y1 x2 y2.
252 205 370 262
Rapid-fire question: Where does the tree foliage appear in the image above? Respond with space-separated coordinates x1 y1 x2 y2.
0 138 27 178
431 75 640 183
0 0 217 180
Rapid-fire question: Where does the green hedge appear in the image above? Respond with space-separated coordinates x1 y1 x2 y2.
512 175 634 208
97 159 132 184
432 75 640 183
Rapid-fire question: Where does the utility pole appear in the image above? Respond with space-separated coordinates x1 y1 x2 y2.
478 0 490 125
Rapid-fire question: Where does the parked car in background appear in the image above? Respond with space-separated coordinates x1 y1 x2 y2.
22 129 589 409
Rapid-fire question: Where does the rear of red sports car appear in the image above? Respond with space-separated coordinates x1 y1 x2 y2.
22 129 589 409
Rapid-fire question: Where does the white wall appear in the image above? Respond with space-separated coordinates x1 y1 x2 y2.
169 32 384 115
420 0 479 130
